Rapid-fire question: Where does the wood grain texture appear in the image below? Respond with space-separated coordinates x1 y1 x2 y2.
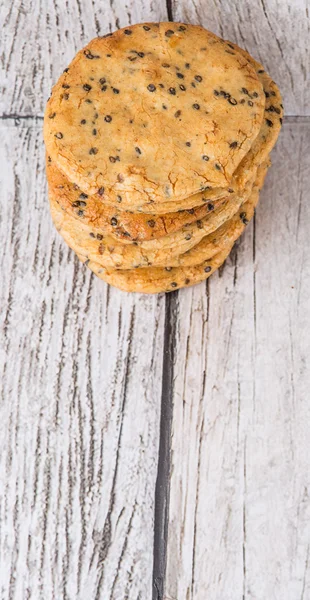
0 0 168 117
169 0 310 116
164 120 310 600
0 121 166 600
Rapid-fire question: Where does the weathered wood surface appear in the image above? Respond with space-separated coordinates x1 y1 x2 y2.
1 0 310 599
1 0 309 117
169 0 310 116
164 120 310 600
0 0 167 117
0 121 165 599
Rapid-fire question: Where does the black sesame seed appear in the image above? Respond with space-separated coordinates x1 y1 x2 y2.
78 210 84 216
197 221 203 229
229 97 237 105
162 104 167 110
143 25 151 31
241 87 249 95
99 78 106 85
185 278 190 285
165 267 172 271
215 163 221 170
265 91 270 98
117 195 122 202
191 82 196 88
162 63 170 68
124 29 132 35
147 219 155 228
104 115 112 122
80 119 86 124
79 193 88 199
220 91 230 99
185 233 192 240
229 141 238 149
89 232 95 238
240 99 246 104
147 84 156 92
111 217 118 226
97 233 103 240
248 100 253 107
49 112 56 119
159 83 165 88
98 187 105 196
83 84 92 91
179 25 186 31
179 84 186 91
253 92 259 98
258 69 265 73
84 49 100 59
89 147 98 155
62 84 70 89
175 110 181 118
280 117 283 124
192 103 200 110
165 29 174 37
62 93 69 100
98 244 105 254
202 155 209 161
109 156 116 163
185 63 190 68
112 88 120 94
204 266 211 273
207 203 214 211
265 119 273 127
135 146 141 154
187 209 194 214
171 282 178 288
228 189 234 193
169 87 176 95
94 112 98 119
185 141 191 147
214 90 219 96
92 128 97 136
176 72 184 79
101 85 107 91
55 132 63 139
85 99 92 103
195 75 202 82
63 68 69 73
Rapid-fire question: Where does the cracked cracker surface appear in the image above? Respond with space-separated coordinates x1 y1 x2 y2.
44 22 265 205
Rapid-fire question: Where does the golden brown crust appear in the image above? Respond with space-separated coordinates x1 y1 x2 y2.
78 245 233 293
49 164 258 269
46 159 228 242
44 22 265 204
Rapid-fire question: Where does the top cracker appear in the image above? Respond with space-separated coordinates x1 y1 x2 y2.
44 22 265 205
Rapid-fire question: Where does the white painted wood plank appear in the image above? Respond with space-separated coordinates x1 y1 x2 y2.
0 0 168 116
0 120 165 600
170 0 310 116
165 120 310 600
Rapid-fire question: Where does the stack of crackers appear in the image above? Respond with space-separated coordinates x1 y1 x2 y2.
44 23 282 294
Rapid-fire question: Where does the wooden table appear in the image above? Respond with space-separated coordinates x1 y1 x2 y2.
1 1 309 599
